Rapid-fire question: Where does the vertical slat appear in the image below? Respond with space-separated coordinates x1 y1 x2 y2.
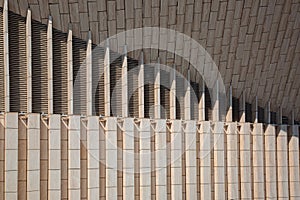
26 9 32 113
154 60 161 119
0 7 4 112
252 123 265 199
47 16 53 114
0 115 4 199
68 116 81 200
48 115 61 199
104 42 110 116
122 46 128 117
139 119 151 199
86 32 92 116
239 123 252 199
138 53 145 118
226 122 239 199
239 92 246 122
105 117 117 199
67 26 73 115
212 81 219 122
122 118 135 199
184 70 191 120
3 0 9 112
184 120 197 199
4 113 18 199
213 121 225 199
170 120 182 199
277 125 289 199
122 45 128 117
198 80 205 121
170 67 176 120
199 121 211 199
87 116 99 199
265 124 277 199
155 119 167 199
289 125 300 199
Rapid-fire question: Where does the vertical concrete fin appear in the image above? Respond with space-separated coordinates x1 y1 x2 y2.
4 113 18 200
184 69 191 120
264 124 277 199
3 0 9 112
199 121 211 199
86 31 92 116
48 115 61 199
26 9 32 113
289 124 300 198
277 125 289 199
170 65 176 120
87 116 100 199
138 52 144 118
170 120 182 199
47 16 53 114
68 116 81 200
254 96 258 123
198 79 205 121
122 45 128 117
138 119 151 199
104 40 110 116
154 58 161 119
226 85 232 122
122 118 135 199
67 25 73 115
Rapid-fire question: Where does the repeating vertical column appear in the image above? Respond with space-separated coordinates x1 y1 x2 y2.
264 124 277 199
169 66 176 120
67 26 73 115
277 125 289 199
184 120 197 199
47 16 53 114
239 123 252 199
122 118 135 199
289 125 300 199
48 115 61 199
68 116 81 200
0 115 4 199
226 122 239 199
138 52 145 118
26 9 32 113
27 114 40 199
104 41 110 116
139 119 151 199
3 0 9 112
122 45 128 117
252 123 265 199
154 119 167 199
199 121 211 199
198 80 205 121
184 70 191 120
87 116 100 199
4 113 18 199
86 32 92 116
105 117 118 199
170 120 182 199
213 121 225 199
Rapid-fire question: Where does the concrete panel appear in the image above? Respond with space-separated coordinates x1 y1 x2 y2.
289 125 300 199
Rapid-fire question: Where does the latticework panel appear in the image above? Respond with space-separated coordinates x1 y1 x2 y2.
32 20 48 113
110 52 122 117
128 59 139 118
144 65 155 118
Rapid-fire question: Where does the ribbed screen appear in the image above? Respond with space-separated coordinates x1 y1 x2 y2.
176 74 184 120
0 8 4 112
92 45 105 116
53 29 68 114
32 20 48 113
232 97 239 122
160 68 170 119
205 86 212 121
128 59 139 118
9 11 27 112
191 82 200 120
73 37 87 115
144 65 155 118
110 53 122 117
